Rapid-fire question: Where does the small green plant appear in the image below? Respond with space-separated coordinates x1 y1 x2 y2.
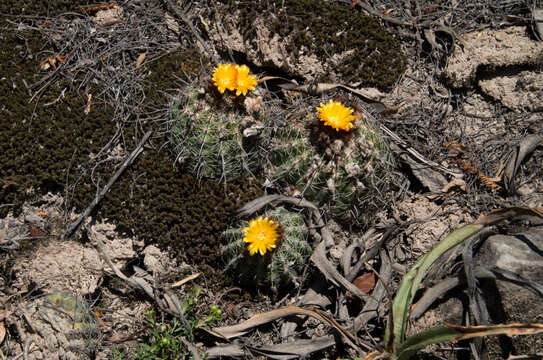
134 310 187 360
366 207 543 360
109 347 127 360
222 206 311 292
170 90 259 180
132 287 222 360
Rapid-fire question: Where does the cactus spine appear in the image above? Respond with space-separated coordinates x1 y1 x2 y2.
268 115 393 226
222 206 311 292
170 90 259 180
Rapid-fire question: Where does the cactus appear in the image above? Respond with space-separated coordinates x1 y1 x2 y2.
16 292 99 360
169 90 259 180
268 115 393 226
222 206 311 292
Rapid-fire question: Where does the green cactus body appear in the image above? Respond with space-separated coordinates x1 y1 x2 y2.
222 206 311 292
45 291 97 330
269 117 393 226
170 91 259 180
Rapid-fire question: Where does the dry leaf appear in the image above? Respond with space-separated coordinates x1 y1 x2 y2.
84 93 92 115
352 272 375 294
448 322 543 341
171 272 201 288
0 321 5 345
30 226 44 237
381 101 405 115
107 332 123 343
474 207 543 227
136 52 147 69
209 305 359 350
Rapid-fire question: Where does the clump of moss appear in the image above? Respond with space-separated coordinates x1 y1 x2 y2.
97 148 262 285
142 47 210 110
220 0 406 89
222 206 311 293
0 28 116 217
0 0 96 17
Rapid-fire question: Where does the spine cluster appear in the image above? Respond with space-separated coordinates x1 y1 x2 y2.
170 91 259 180
222 206 311 292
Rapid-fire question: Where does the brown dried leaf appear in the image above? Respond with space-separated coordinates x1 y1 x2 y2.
352 272 375 294
448 322 543 341
208 305 360 350
136 52 147 69
30 226 44 238
0 321 5 345
474 207 543 226
381 101 405 115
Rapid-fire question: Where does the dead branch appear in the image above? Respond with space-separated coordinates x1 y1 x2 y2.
163 0 219 64
64 129 153 238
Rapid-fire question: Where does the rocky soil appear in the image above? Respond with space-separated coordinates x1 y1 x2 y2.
1 1 542 359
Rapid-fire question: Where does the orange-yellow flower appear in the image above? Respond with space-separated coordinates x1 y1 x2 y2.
242 216 279 256
212 63 237 94
234 64 258 96
316 100 356 132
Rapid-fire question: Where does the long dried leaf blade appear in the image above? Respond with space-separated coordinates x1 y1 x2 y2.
209 304 355 346
206 336 337 359
474 207 543 226
448 323 543 340
247 336 337 360
396 323 543 360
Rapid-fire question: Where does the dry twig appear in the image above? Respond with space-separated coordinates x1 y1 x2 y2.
64 129 153 238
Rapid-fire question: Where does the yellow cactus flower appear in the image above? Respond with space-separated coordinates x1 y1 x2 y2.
316 100 357 132
212 63 237 94
242 216 279 256
234 64 258 96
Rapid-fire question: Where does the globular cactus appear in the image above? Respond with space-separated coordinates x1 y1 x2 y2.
267 115 393 226
10 292 99 360
222 206 311 292
169 90 259 180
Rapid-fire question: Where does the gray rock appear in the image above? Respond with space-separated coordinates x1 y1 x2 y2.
478 228 543 282
479 70 543 112
477 227 543 357
444 26 543 88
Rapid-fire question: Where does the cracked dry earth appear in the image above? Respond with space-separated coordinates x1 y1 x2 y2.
1 1 543 360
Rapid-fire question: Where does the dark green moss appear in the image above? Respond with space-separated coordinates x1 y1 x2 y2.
221 0 406 89
0 0 97 17
97 149 262 285
0 27 116 217
142 47 210 110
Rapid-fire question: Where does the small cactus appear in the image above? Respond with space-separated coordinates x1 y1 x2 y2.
268 114 393 226
169 90 259 180
222 206 311 292
14 292 99 360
